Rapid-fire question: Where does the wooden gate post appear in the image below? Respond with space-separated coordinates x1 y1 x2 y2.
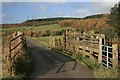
99 34 105 63
53 37 55 48
112 38 118 68
50 34 53 49
8 41 12 75
63 32 66 50
21 34 23 48
99 36 102 63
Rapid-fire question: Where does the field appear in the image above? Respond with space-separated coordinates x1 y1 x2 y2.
2 24 70 32
32 35 63 47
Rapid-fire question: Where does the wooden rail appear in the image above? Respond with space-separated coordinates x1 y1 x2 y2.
63 31 119 68
8 34 26 75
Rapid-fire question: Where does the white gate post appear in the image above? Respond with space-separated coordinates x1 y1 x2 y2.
99 36 102 63
99 34 105 63
106 46 109 68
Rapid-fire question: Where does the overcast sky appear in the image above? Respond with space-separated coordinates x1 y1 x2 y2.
1 0 120 24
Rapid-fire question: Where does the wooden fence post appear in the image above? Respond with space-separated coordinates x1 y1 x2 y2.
63 32 66 50
53 37 55 48
8 41 12 75
21 35 23 48
50 34 53 49
117 34 120 67
112 38 118 68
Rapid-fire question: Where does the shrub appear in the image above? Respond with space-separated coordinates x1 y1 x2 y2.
46 30 50 36
58 20 75 27
39 31 47 37
2 31 8 36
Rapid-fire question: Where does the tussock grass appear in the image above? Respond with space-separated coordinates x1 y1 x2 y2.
94 68 118 78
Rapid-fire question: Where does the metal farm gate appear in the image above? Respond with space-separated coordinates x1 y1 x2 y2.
101 45 113 68
101 38 113 68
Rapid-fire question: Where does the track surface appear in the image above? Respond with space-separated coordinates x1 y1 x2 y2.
27 38 95 78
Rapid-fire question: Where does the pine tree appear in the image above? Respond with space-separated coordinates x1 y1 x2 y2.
109 2 120 52
109 2 120 36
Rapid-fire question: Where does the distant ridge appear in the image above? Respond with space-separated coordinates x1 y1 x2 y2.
2 14 109 28
25 17 81 22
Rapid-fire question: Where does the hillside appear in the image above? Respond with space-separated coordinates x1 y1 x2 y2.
59 14 110 28
82 14 109 19
2 14 107 28
2 17 81 28
58 14 115 38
